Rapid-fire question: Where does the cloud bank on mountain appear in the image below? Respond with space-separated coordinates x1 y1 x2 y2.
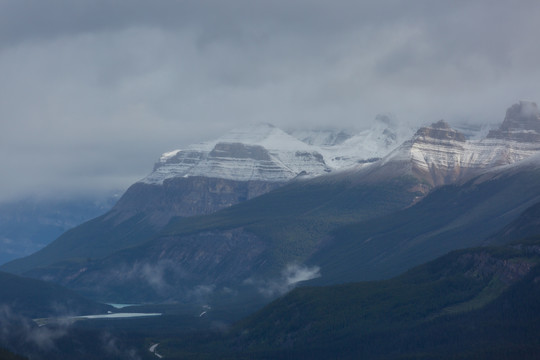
1 1 540 201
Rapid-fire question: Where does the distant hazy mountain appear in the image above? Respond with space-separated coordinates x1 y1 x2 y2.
0 194 119 265
0 270 112 319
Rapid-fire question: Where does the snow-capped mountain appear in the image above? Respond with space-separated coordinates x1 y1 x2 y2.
364 101 540 187
142 115 410 185
142 123 331 184
105 116 411 226
106 100 540 227
320 114 413 169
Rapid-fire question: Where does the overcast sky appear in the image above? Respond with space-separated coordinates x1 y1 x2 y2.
1 0 539 201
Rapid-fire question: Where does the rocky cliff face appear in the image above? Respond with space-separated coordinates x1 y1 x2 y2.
407 120 470 186
110 177 282 227
362 120 476 187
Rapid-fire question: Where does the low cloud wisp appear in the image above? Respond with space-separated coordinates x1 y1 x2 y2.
248 263 321 297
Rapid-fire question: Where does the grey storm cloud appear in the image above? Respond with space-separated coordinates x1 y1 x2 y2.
1 0 540 201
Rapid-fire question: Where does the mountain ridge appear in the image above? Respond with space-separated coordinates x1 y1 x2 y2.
343 101 540 187
142 118 410 185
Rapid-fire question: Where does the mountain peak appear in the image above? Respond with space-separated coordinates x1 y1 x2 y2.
216 123 311 151
374 113 397 127
414 120 466 142
487 101 540 142
143 123 332 185
431 119 451 129
506 100 540 121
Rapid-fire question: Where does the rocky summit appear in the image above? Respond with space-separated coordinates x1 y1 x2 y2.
487 100 540 142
